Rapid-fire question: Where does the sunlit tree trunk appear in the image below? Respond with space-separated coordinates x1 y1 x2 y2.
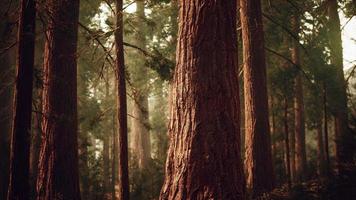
130 0 151 169
327 0 354 176
7 0 36 199
36 0 81 199
240 0 275 197
115 0 130 199
160 1 245 199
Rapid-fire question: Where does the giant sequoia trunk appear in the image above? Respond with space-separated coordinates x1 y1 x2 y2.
36 0 81 199
130 0 151 169
327 0 354 175
160 1 245 199
115 0 130 199
7 0 36 199
291 15 307 182
240 0 275 197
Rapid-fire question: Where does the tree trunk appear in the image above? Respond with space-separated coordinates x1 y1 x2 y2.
160 1 245 199
240 0 275 197
36 0 81 199
130 0 151 169
103 131 110 197
327 0 354 176
316 123 327 177
0 12 16 200
323 84 331 175
284 98 292 190
7 0 36 199
115 0 130 199
291 14 307 182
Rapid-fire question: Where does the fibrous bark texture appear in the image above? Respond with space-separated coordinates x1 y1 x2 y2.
240 0 275 197
291 15 307 182
115 0 130 199
36 0 81 199
7 0 36 199
160 1 245 199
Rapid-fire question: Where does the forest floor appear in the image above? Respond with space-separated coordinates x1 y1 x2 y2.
269 173 356 200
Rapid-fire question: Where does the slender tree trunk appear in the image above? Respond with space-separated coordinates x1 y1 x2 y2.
115 0 130 199
0 12 16 200
130 0 151 169
284 98 292 190
327 0 354 176
103 132 110 197
323 84 331 175
316 122 327 177
291 14 307 182
240 0 275 197
36 0 81 199
160 1 245 199
7 0 36 199
112 110 118 200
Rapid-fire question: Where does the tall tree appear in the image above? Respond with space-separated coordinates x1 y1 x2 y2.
7 0 36 199
291 14 307 182
327 0 354 175
115 0 129 199
130 0 151 169
240 0 275 197
36 0 81 199
160 1 245 199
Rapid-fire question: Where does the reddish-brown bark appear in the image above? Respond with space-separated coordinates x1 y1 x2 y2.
7 0 36 199
36 0 81 199
115 0 130 199
240 0 275 197
160 1 245 199
284 98 292 190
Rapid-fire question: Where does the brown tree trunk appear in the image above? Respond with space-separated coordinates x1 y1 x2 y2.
240 0 275 197
115 0 130 199
323 85 331 175
291 15 307 182
327 0 354 176
316 123 327 177
160 1 245 199
36 0 81 199
130 0 151 169
284 98 292 190
103 132 110 197
7 0 36 199
0 11 16 200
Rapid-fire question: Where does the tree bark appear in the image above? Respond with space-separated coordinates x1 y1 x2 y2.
160 1 245 199
284 98 292 190
323 84 331 175
316 123 327 177
240 0 275 197
291 14 307 182
327 0 354 176
115 0 130 199
130 0 151 169
36 0 81 199
7 0 36 199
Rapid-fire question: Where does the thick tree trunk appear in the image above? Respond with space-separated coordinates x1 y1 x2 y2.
284 98 292 190
7 0 36 199
130 0 151 169
160 1 245 199
115 0 130 199
327 0 354 176
291 15 307 182
36 0 81 199
240 0 275 197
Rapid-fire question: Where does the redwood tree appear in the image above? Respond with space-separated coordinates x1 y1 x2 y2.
36 0 81 199
160 1 245 199
7 0 36 199
115 0 130 199
240 0 275 197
